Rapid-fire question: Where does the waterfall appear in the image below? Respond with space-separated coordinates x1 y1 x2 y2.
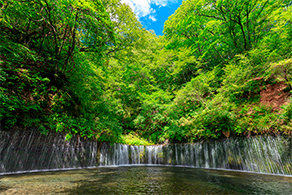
0 128 98 174
100 136 292 175
1 128 292 176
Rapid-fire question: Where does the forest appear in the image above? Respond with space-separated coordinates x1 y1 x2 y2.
0 0 291 144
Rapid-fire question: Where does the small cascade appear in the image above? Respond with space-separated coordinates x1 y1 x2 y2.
0 128 98 174
100 136 292 175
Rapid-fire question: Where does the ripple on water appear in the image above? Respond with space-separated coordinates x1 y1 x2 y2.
1 166 292 195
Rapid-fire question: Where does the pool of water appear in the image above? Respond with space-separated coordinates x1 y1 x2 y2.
1 166 292 194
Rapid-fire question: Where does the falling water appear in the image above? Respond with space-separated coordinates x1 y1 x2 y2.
1 128 292 176
0 128 98 174
100 136 292 175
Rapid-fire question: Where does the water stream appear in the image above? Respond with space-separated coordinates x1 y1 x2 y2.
100 136 292 175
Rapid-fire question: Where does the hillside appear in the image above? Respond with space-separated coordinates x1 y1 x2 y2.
0 0 291 144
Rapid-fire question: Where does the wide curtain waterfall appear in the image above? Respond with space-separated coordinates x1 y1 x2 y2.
100 136 292 175
0 128 98 174
1 128 292 176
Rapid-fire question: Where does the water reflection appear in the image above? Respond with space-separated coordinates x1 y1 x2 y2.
1 166 292 194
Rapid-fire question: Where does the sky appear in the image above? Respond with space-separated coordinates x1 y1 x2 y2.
121 0 183 36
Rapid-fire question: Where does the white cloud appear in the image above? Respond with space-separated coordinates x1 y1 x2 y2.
152 0 170 7
149 15 157 21
121 0 177 19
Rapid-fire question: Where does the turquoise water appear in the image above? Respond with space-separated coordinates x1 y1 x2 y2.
1 166 292 194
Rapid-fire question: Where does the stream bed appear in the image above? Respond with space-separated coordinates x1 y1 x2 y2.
1 166 292 194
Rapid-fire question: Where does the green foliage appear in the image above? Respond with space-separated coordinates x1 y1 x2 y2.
151 46 199 90
133 90 173 143
1 0 292 144
164 0 284 70
120 132 154 146
280 99 292 125
266 58 292 90
220 52 264 103
0 0 118 140
175 95 236 140
173 67 221 111
0 67 8 105
235 104 277 134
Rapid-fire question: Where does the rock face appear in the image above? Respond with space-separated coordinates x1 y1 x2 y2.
260 82 290 110
100 136 292 175
0 128 98 174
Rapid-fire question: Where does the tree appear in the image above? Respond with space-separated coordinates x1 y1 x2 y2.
1 0 114 74
163 0 284 69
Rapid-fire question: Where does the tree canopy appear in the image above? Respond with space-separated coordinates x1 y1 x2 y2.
1 0 291 144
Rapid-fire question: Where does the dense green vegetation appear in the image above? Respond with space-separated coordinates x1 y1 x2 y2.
1 0 291 144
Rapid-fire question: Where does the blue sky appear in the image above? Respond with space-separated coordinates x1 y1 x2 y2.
121 0 183 36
